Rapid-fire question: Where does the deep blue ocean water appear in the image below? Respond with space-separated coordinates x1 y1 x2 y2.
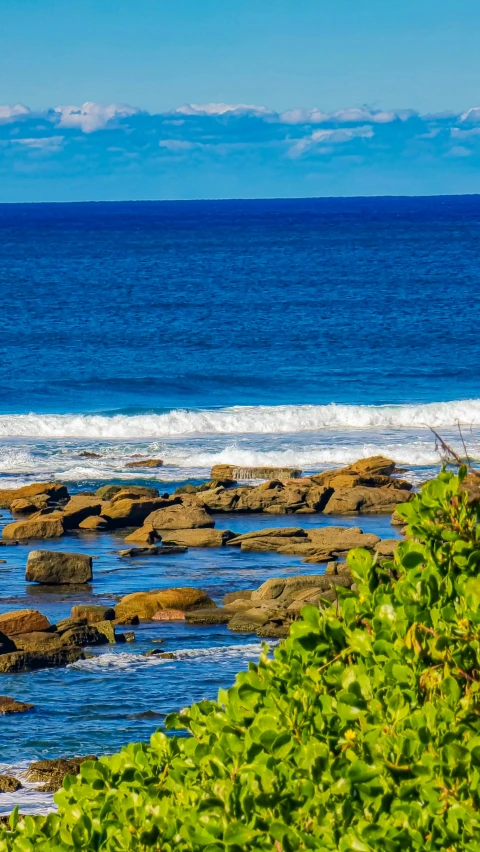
0 196 479 813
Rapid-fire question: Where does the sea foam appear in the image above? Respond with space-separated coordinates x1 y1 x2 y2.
0 400 479 439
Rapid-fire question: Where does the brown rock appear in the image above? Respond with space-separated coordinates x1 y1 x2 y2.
0 482 69 510
115 587 214 621
159 528 234 548
374 539 399 558
125 458 163 469
26 550 92 585
185 608 234 625
239 536 308 553
228 605 284 633
117 545 187 557
0 696 34 714
0 609 50 636
227 527 306 545
323 486 412 515
211 464 302 481
222 590 253 605
146 503 214 531
26 756 97 791
2 516 64 540
61 495 106 529
97 484 160 501
70 605 115 623
78 515 109 530
151 609 185 621
0 776 22 792
102 497 178 529
0 647 84 674
124 526 161 544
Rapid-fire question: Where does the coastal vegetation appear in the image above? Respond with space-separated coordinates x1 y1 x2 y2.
1 466 479 850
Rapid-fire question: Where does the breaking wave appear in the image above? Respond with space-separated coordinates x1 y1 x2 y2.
70 643 272 672
0 400 479 439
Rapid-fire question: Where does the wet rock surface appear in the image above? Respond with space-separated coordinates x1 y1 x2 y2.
26 550 93 585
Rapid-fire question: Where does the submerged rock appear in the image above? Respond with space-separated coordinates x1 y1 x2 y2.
117 545 187 557
0 696 34 714
0 647 84 674
125 458 163 469
26 550 93 585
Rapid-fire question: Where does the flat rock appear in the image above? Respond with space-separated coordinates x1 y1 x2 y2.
159 528 234 548
151 609 185 621
117 545 187 557
185 607 233 625
26 550 92 584
145 504 214 530
374 539 399 557
125 458 163 469
227 527 307 544
211 464 302 481
0 609 50 636
2 516 64 540
96 484 160 501
61 495 106 529
78 515 109 530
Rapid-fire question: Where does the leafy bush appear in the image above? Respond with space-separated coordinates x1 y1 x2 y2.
1 469 480 851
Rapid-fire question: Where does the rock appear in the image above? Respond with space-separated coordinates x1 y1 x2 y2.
117 546 187 557
26 550 93 585
143 650 176 659
0 482 69 510
125 458 163 469
211 464 302 481
240 536 307 553
227 527 307 545
97 485 160 501
2 516 64 540
93 620 116 644
114 587 214 621
277 526 381 561
0 647 84 674
102 497 178 529
26 756 97 791
257 623 290 639
124 631 135 642
0 609 50 636
0 632 17 654
228 606 284 633
391 508 406 525
0 696 34 714
10 497 46 515
78 515 109 530
185 608 233 625
222 590 253 605
159 529 234 548
70 605 115 623
0 776 22 792
323 486 412 515
61 495 106 529
374 539 399 558
78 451 102 459
251 574 352 604
0 540 18 547
145 504 214 530
151 609 185 621
124 525 161 544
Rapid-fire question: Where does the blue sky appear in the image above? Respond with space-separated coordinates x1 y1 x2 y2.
2 0 480 201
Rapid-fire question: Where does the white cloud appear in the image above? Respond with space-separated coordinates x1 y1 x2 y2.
0 104 30 122
13 136 63 150
280 106 411 126
53 102 138 132
289 125 374 157
174 103 273 117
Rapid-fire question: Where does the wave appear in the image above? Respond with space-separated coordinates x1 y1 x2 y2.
70 643 271 672
0 400 480 439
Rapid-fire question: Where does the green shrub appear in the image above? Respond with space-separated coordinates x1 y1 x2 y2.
1 469 480 851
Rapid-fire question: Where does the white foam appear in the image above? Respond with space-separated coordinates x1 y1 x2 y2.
70 643 270 672
1 400 480 439
0 761 55 816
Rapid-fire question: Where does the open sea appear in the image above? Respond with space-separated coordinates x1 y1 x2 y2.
0 195 479 812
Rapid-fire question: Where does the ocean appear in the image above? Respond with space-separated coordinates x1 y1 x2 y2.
0 195 479 812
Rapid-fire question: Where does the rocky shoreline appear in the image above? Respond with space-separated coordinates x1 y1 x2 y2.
0 455 410 812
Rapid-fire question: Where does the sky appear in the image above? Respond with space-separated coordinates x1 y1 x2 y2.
2 0 480 201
